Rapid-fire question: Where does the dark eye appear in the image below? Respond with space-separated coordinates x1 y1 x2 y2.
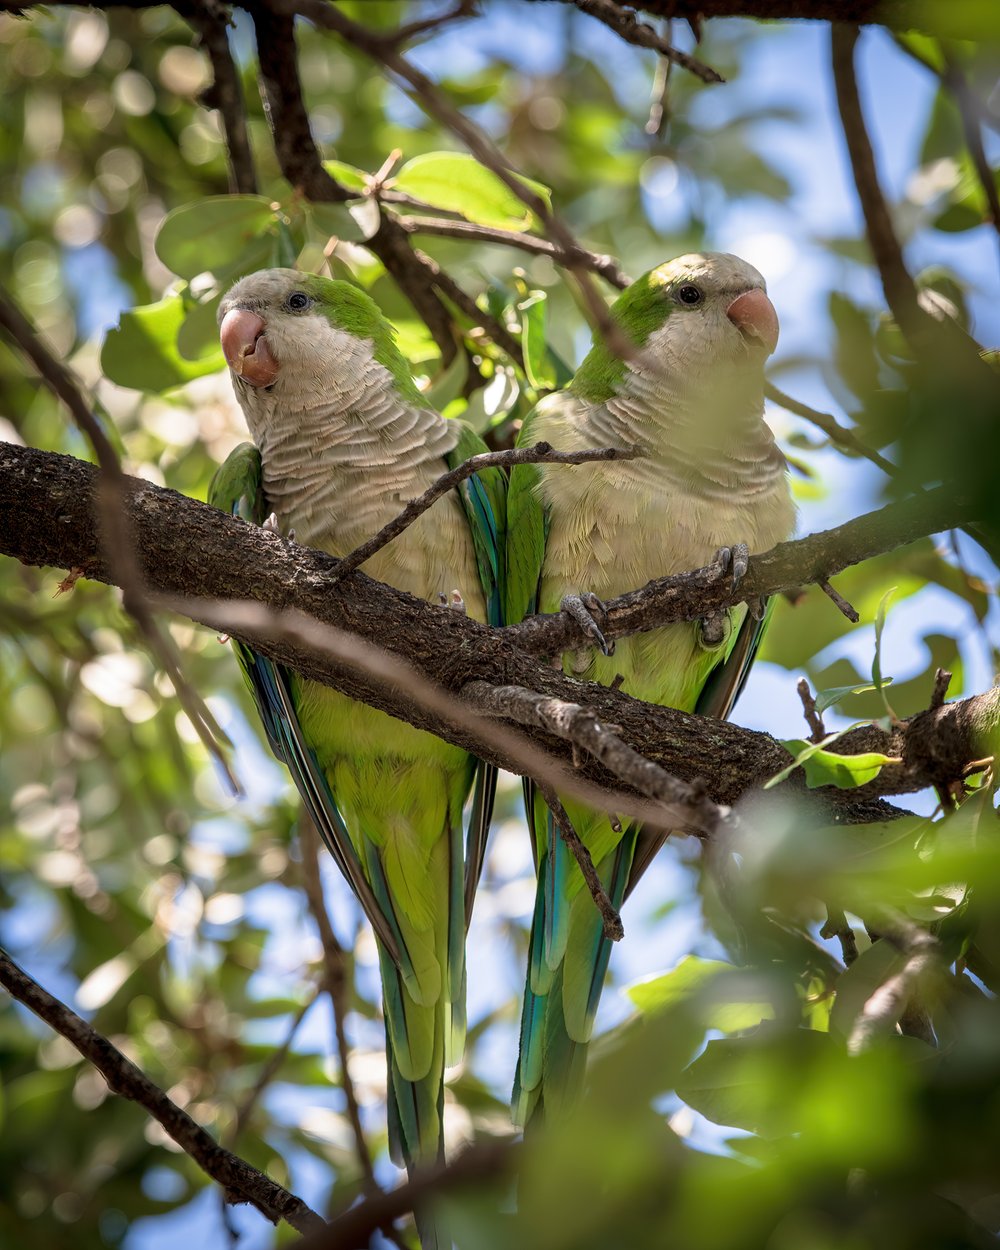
677 284 702 306
286 291 310 311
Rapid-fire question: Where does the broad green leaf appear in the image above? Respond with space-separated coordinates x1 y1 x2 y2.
625 955 774 1033
155 195 278 279
460 364 519 433
101 295 225 391
767 729 900 791
829 939 903 1039
176 295 221 363
813 678 894 714
519 291 556 389
393 151 551 231
308 199 379 242
423 350 468 411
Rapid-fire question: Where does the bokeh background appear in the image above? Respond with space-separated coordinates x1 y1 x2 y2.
2 2 999 1246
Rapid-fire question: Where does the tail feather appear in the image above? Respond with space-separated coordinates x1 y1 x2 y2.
513 827 637 1128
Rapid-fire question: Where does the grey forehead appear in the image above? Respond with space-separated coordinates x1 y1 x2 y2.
217 269 300 319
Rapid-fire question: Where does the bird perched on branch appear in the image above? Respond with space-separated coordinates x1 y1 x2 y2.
506 252 795 1126
209 268 505 1242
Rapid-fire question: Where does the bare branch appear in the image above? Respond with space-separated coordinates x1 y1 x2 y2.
797 677 826 742
191 10 257 194
0 947 325 1235
331 442 640 584
765 381 896 478
297 1137 517 1250
1 443 995 813
394 213 631 289
819 578 859 623
569 0 724 83
943 50 1000 251
537 782 625 940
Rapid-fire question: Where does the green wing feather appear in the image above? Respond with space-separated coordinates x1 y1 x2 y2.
208 444 406 964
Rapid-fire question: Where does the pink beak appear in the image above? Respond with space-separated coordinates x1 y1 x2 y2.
220 308 280 387
726 288 779 356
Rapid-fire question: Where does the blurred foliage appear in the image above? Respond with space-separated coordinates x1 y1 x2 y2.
1 2 999 1248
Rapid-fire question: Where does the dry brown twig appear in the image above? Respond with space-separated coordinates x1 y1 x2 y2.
0 947 325 1235
331 442 640 584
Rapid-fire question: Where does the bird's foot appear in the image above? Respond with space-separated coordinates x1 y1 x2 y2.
438 589 467 614
698 609 730 650
263 512 280 534
712 541 750 591
561 591 614 657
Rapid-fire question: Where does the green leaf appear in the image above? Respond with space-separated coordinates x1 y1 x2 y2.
829 939 903 1039
392 152 551 231
767 733 900 791
518 291 556 389
813 678 895 715
176 295 222 363
308 199 379 242
154 195 279 279
625 955 774 1033
323 159 370 193
101 294 225 392
873 586 898 720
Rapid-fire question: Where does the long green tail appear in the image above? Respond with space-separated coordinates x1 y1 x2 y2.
512 809 638 1127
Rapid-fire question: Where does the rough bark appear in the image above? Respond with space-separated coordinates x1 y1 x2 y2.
2 442 997 816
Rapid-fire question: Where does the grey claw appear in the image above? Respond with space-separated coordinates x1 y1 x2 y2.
749 595 767 622
713 542 750 591
263 512 280 534
561 591 614 657
448 589 467 614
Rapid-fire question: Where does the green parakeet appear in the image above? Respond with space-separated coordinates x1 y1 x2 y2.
506 252 795 1125
208 269 505 1221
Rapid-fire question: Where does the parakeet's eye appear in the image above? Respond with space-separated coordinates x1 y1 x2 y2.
286 292 310 311
677 284 702 305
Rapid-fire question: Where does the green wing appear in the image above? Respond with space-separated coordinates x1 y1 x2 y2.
626 598 776 895
207 443 403 964
505 405 549 626
445 420 508 926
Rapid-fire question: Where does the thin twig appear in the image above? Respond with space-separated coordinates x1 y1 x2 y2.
0 947 325 1234
537 782 625 941
192 10 258 194
375 0 478 49
797 677 826 742
819 578 859 622
764 382 897 477
463 679 725 836
943 50 1000 253
0 285 238 791
231 989 318 1141
820 906 858 965
830 23 982 372
930 667 952 711
297 1138 517 1250
305 0 638 360
569 0 724 83
394 213 630 288
413 245 525 365
330 442 640 584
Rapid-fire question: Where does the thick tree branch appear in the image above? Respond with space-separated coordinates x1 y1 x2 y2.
566 0 723 82
625 1 976 34
1 443 996 815
0 947 325 1234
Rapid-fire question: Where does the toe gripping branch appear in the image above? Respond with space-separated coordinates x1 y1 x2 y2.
560 592 615 657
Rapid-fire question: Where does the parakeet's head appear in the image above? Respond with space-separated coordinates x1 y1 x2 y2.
218 268 419 402
621 251 777 361
573 251 778 402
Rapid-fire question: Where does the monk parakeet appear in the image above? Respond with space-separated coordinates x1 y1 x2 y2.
208 269 505 1215
506 252 795 1125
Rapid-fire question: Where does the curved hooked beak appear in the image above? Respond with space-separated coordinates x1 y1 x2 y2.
726 288 780 357
220 308 280 387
